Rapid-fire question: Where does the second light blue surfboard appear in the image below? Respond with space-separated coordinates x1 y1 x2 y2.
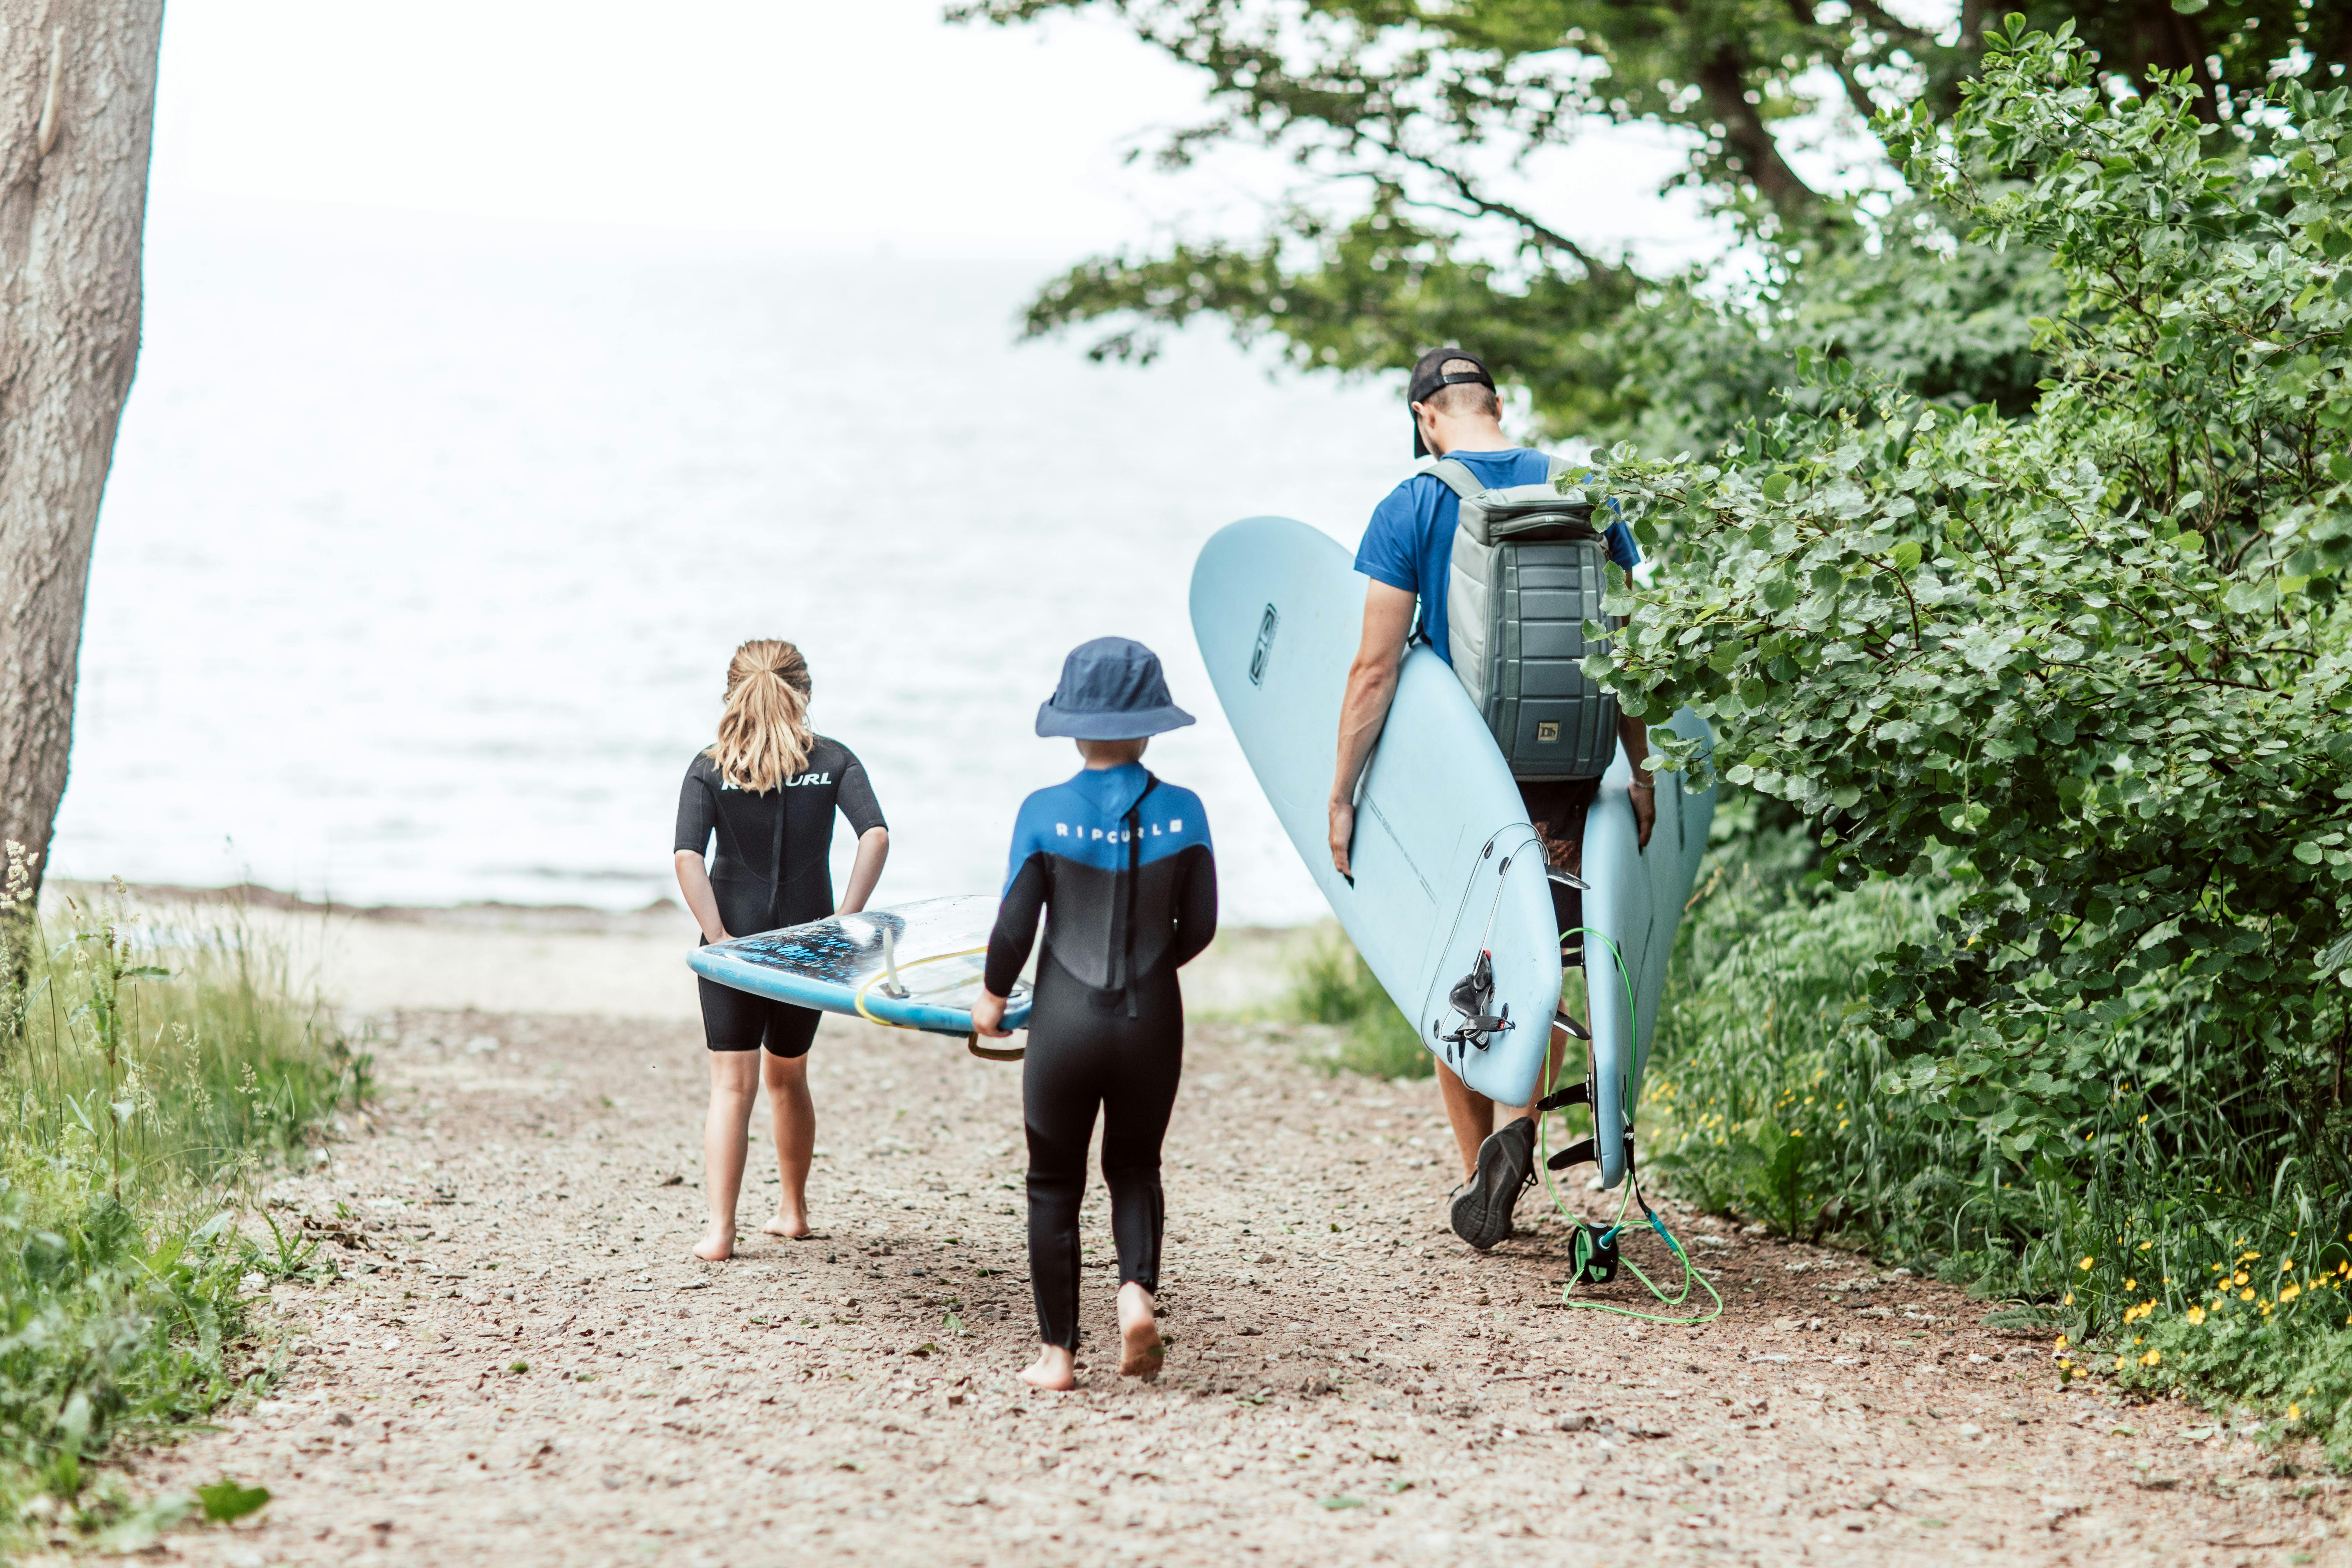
1579 711 1716 1187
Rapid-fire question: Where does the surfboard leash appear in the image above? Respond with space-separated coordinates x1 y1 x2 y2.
1535 925 1723 1328
850 946 989 1026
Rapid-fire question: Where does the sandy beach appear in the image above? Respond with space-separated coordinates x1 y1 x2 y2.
46 886 2348 1566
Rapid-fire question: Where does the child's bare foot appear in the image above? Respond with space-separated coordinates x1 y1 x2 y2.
691 1223 735 1262
760 1211 811 1240
1021 1344 1076 1391
1116 1283 1164 1380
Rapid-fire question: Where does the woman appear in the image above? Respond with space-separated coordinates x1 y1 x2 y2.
673 638 887 1261
972 638 1218 1390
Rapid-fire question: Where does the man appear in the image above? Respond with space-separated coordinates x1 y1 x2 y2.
1328 348 1655 1251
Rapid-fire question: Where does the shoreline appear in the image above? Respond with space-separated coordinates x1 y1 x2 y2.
43 879 1318 1024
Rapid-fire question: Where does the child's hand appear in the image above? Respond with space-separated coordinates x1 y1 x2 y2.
971 989 1011 1038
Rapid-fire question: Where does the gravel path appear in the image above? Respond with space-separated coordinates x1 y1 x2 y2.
119 1006 2345 1566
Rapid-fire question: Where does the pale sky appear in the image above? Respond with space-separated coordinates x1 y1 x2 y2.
148 0 1717 261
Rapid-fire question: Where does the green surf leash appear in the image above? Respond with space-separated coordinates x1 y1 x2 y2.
1536 924 1723 1328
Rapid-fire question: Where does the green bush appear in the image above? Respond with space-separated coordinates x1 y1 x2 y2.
0 856 360 1540
1592 23 2352 1458
1286 931 1433 1081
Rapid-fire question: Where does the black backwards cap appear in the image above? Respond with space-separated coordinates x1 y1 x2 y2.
1407 347 1497 457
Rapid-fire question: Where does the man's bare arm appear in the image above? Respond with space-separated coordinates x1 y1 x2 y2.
1328 583 1418 878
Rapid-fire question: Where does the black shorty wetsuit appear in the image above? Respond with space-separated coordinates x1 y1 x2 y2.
983 763 1217 1350
674 739 885 1056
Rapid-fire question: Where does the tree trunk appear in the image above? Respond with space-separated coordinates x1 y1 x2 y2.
1694 44 1816 221
0 0 163 898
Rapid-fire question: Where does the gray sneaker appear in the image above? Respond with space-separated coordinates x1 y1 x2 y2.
1449 1115 1537 1251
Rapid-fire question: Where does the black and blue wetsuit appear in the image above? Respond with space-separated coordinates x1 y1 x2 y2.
983 762 1218 1351
674 742 885 1056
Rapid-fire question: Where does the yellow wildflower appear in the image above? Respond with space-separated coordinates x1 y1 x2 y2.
2141 1350 2161 1366
2241 1288 2256 1301
2079 1256 2095 1271
2289 1404 2301 1420
2280 1284 2301 1304
2185 1306 2206 1325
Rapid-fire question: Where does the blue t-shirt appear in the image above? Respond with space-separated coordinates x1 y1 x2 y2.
1354 448 1640 666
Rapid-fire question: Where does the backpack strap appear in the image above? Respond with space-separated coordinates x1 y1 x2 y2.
1420 457 1486 502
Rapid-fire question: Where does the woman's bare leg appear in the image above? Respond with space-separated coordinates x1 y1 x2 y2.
1022 1343 1077 1391
695 1052 760 1261
761 1051 814 1238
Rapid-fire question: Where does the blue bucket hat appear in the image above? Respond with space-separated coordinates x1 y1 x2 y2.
1036 637 1196 740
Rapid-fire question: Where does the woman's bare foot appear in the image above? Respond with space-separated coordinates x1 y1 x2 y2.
1116 1283 1164 1380
1021 1344 1076 1391
760 1211 811 1240
691 1223 735 1262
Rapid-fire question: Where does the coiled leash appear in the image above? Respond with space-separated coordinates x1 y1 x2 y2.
1536 925 1723 1327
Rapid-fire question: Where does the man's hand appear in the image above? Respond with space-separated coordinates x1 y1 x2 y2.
1630 781 1657 850
1328 796 1357 880
971 989 1012 1039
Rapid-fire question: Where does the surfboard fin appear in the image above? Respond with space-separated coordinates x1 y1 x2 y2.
1545 1136 1597 1172
1537 1080 1590 1114
1553 1009 1590 1042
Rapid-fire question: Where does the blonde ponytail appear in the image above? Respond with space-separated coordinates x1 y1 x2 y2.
706 639 815 792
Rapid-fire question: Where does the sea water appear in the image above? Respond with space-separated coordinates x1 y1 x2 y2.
50 197 1405 925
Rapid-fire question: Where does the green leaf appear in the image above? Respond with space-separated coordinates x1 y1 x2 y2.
1891 540 1923 572
1760 472 1793 503
196 1478 271 1523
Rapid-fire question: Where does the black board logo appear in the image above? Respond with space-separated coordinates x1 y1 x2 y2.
1537 721 1560 743
1248 603 1279 687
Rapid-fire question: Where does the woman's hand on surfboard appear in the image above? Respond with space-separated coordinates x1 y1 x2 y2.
971 989 1012 1038
1327 797 1356 879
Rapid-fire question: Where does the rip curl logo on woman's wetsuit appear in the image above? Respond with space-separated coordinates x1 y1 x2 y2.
718 772 834 791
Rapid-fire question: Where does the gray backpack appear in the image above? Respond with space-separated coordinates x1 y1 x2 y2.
1427 455 1620 781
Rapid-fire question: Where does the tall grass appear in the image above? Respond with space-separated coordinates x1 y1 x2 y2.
0 850 363 1539
1285 930 1432 1080
1636 812 2352 1466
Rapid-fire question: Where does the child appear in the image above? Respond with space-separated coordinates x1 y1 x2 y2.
971 638 1218 1390
673 639 888 1260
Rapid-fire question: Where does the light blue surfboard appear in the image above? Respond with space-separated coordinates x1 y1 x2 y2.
1191 517 1562 1107
1580 710 1716 1187
687 895 1032 1040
